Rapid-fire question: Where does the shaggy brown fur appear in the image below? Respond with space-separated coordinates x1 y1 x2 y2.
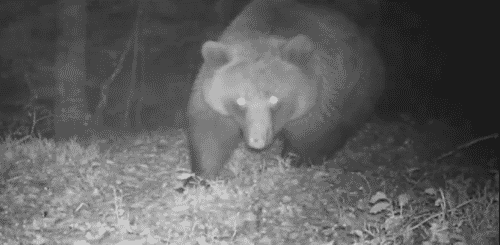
188 0 384 179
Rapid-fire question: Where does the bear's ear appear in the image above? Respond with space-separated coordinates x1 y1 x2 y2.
201 41 230 67
281 35 314 66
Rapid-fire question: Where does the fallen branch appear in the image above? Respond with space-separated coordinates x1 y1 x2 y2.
434 133 499 162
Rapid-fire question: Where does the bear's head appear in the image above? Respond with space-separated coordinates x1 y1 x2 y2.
201 35 318 150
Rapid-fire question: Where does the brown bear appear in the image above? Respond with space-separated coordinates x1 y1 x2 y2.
187 0 384 179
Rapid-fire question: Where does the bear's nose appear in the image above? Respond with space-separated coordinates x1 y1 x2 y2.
249 136 266 149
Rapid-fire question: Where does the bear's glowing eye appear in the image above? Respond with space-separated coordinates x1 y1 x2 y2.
236 97 246 107
269 95 279 105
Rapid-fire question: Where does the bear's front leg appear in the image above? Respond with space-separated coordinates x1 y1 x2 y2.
189 109 241 179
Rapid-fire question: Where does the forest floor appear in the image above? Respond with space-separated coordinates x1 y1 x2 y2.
0 119 498 245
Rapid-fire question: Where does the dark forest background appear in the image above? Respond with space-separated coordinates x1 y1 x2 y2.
0 0 497 158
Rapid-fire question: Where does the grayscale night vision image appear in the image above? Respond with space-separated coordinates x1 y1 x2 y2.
0 0 497 244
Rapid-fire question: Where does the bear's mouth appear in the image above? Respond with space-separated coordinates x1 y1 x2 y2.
245 143 273 153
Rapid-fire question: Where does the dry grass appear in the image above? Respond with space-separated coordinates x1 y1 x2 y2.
0 121 498 245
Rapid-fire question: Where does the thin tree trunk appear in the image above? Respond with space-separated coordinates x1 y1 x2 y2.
53 0 90 142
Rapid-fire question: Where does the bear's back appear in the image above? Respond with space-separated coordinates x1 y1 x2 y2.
219 0 357 55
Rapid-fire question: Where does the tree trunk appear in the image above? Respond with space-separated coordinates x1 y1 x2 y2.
53 0 91 142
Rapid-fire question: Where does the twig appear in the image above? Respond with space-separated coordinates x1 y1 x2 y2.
434 133 499 162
